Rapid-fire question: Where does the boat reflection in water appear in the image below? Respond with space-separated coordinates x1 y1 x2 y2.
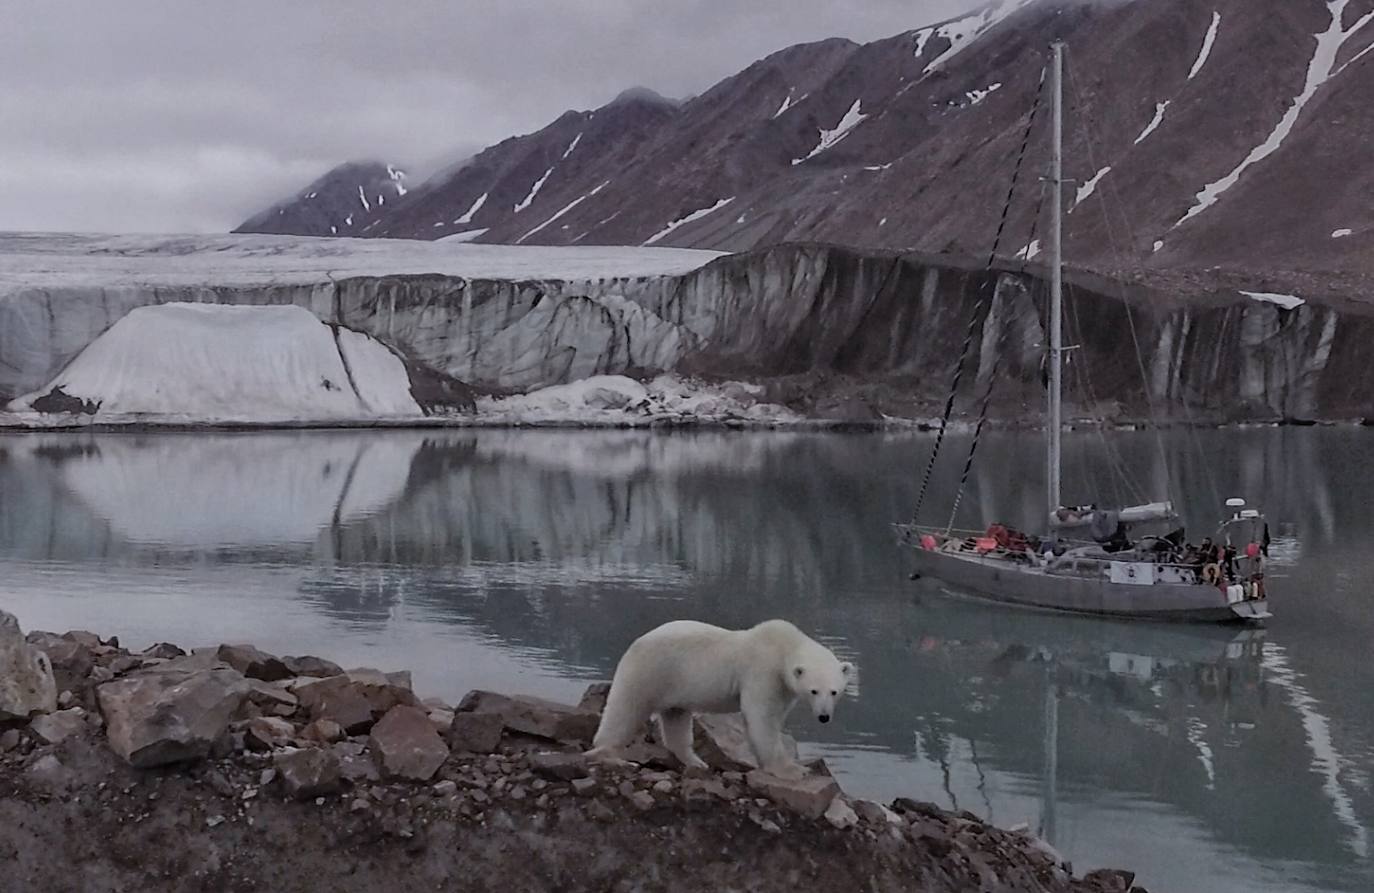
890 582 1368 888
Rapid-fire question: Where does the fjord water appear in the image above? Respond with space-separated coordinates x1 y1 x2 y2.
0 427 1369 893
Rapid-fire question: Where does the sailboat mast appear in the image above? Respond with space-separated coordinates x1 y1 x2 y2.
1047 42 1065 519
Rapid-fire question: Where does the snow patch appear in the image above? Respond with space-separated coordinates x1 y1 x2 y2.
344 214 353 227
358 185 371 212
1134 101 1170 144
1188 12 1222 80
1073 166 1112 208
329 225 336 234
1242 290 1305 310
912 27 934 59
863 163 893 171
437 228 489 243
1153 240 1164 253
1176 1 1374 228
878 217 888 227
455 192 488 225
773 91 796 118
478 374 798 426
966 83 1002 105
514 167 555 213
6 303 421 422
1014 239 1041 261
643 197 734 245
792 99 868 165
518 180 610 244
387 165 408 196
562 133 583 159
922 0 1033 74
1331 228 1353 238
306 191 317 199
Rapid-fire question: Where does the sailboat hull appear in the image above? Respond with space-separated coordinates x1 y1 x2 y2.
903 543 1269 623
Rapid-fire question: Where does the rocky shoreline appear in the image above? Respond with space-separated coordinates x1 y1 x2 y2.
1 611 1147 892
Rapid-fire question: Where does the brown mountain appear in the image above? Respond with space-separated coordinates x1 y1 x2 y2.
233 161 408 237
236 0 1374 301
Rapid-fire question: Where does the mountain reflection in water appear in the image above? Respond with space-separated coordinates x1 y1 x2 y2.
0 426 1369 893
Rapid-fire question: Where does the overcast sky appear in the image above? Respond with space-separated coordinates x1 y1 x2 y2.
0 1 979 234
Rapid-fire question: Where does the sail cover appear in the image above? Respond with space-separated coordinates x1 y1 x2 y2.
1050 502 1178 541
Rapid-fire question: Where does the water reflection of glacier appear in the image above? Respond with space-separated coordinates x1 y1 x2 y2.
0 426 1370 893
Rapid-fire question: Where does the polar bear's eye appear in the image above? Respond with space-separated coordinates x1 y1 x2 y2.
810 688 818 695
830 690 837 696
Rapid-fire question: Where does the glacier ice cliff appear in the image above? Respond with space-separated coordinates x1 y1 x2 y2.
1 233 1369 423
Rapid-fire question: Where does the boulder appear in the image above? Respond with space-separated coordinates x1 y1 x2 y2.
61 630 103 649
294 669 418 732
457 690 599 744
242 716 296 751
244 678 298 716
332 740 380 783
280 655 345 678
25 753 72 792
577 682 612 715
1084 869 1136 893
693 714 798 771
343 668 419 714
369 705 449 781
274 747 342 799
1 611 58 722
529 752 590 781
746 769 841 819
214 644 290 682
28 707 88 745
890 798 948 822
426 708 455 734
824 796 860 830
96 664 251 768
25 631 94 690
141 643 185 660
680 776 731 805
447 711 504 754
619 741 678 770
293 676 379 733
853 799 904 827
300 718 345 744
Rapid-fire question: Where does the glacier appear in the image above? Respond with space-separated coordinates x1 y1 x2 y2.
7 303 424 422
3 232 1372 428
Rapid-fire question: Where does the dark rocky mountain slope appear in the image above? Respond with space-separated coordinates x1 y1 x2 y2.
238 0 1374 303
234 162 409 238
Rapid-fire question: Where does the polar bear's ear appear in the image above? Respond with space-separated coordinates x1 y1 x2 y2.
840 661 855 677
792 666 805 679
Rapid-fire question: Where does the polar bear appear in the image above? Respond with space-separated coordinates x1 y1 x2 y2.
586 619 854 778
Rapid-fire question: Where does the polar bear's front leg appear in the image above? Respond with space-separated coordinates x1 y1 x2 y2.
741 687 805 779
658 708 708 770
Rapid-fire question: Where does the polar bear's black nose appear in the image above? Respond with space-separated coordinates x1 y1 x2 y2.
818 714 830 723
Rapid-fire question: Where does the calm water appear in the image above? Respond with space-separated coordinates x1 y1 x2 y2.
0 427 1370 892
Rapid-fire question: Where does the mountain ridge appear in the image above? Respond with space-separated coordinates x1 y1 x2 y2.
235 0 1374 302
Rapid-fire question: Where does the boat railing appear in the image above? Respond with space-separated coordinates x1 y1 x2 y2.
898 523 1258 573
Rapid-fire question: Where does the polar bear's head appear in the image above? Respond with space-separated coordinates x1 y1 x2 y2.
788 651 854 724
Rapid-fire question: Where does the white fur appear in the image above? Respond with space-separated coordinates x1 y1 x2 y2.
586 619 854 778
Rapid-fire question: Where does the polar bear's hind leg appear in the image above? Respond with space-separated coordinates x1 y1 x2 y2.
658 708 707 770
588 679 649 757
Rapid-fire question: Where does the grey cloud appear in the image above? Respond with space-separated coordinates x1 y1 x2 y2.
0 0 978 233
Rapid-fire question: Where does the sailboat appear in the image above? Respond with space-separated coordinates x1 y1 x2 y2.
895 43 1271 624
